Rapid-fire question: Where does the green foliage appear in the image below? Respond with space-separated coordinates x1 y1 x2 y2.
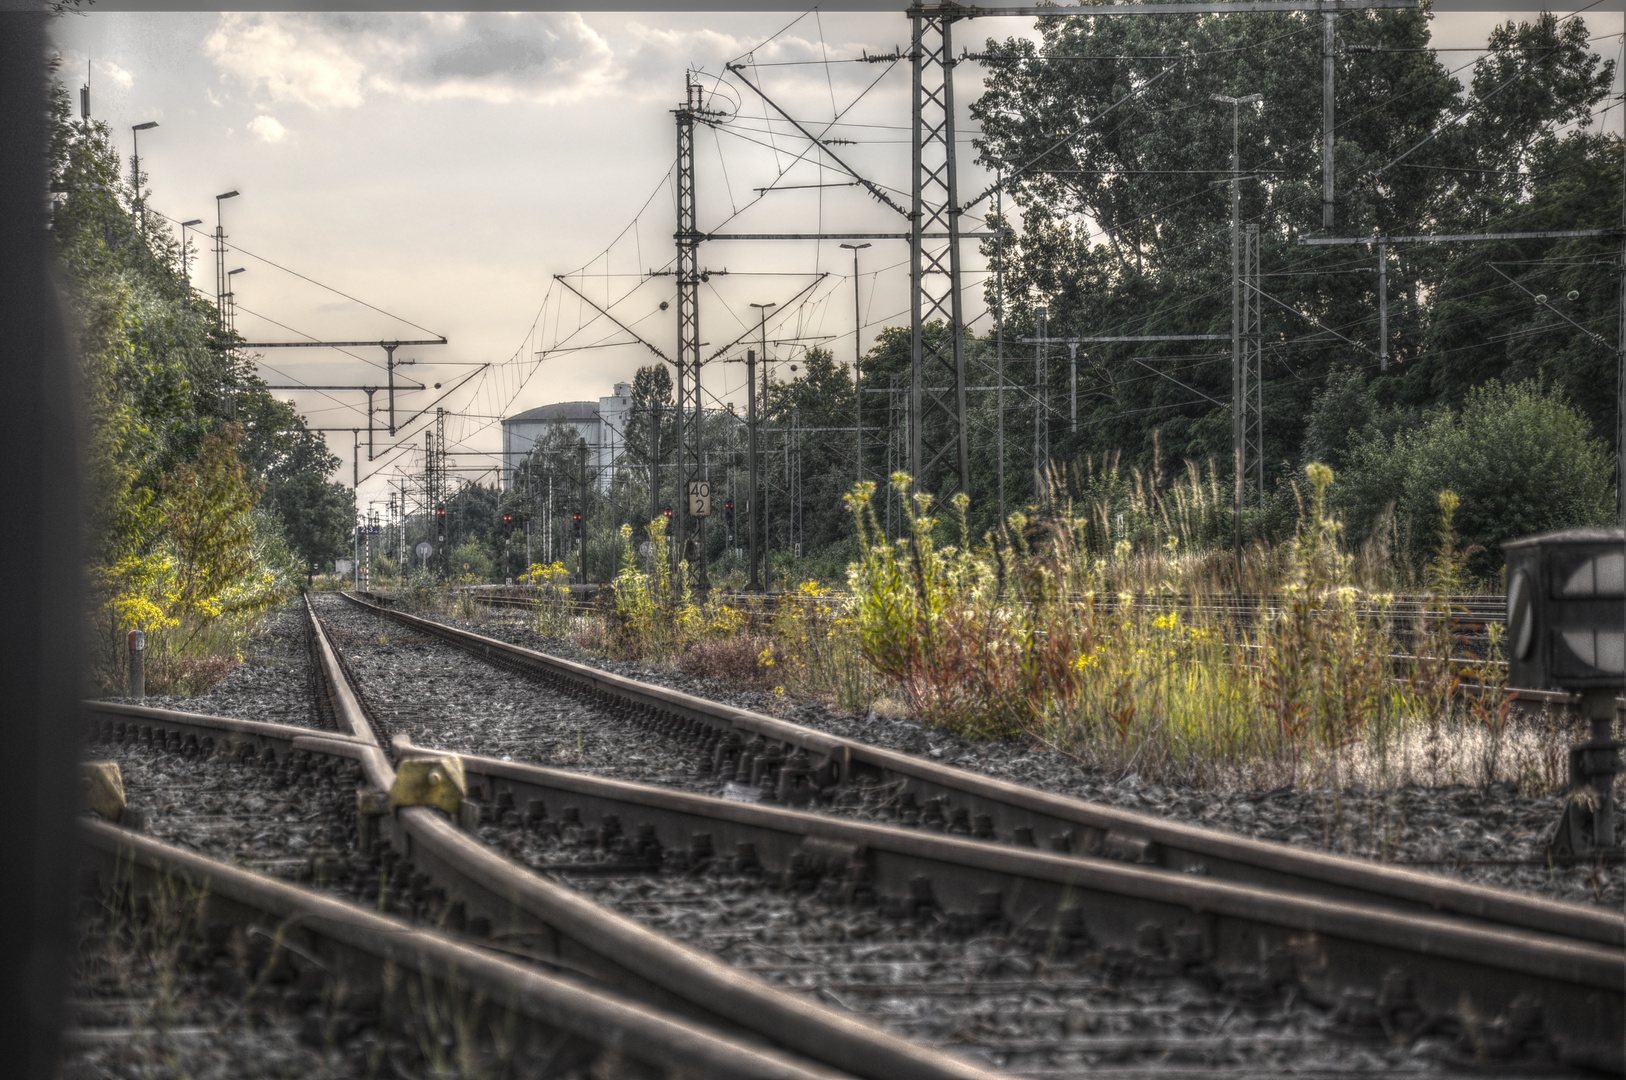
51 82 335 691
236 391 354 573
964 8 1617 514
841 469 1502 787
449 539 495 584
1336 380 1614 576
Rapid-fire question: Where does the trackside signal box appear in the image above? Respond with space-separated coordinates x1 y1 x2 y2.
1502 526 1624 854
1501 526 1624 702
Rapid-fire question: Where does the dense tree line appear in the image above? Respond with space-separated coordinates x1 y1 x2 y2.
970 8 1618 562
411 10 1621 588
51 77 354 680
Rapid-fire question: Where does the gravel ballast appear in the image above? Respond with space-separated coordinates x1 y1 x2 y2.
323 596 1623 908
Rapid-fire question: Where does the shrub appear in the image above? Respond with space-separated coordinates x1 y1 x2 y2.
1337 380 1613 578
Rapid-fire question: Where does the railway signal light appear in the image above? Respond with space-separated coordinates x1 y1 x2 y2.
501 512 514 536
724 499 735 524
1500 526 1625 856
435 503 446 542
662 505 673 522
572 511 584 536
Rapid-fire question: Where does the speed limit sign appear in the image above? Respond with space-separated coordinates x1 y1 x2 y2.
688 480 712 517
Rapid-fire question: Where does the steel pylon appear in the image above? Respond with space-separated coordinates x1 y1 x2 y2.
909 5 971 498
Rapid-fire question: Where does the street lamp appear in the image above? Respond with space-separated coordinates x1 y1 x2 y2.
1211 93 1262 561
179 218 202 288
214 190 239 325
130 121 157 228
840 242 871 486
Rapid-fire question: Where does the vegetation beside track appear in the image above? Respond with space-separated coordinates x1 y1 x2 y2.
52 82 354 694
399 462 1604 795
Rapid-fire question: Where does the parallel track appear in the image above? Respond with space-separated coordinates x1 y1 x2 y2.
82 595 1621 1075
76 719 852 1080
307 594 1622 1071
341 590 1617 948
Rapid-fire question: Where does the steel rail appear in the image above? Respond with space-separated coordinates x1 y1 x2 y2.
76 819 851 1080
339 591 1620 951
297 595 1013 1080
81 694 1626 1071
407 737 1623 1072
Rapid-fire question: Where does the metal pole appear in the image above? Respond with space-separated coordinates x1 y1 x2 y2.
1322 11 1335 230
995 178 1006 524
842 242 870 487
909 9 925 483
1068 342 1078 433
1034 305 1046 499
1378 240 1388 372
650 400 660 574
578 436 589 585
747 349 761 592
1230 99 1243 557
385 344 398 434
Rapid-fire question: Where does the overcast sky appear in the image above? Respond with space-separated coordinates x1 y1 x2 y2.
47 8 1624 512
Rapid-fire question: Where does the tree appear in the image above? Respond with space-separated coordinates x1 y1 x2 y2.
968 9 1617 517
1337 380 1614 576
235 389 354 573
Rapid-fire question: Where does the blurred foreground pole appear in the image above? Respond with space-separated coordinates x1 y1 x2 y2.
127 631 146 699
0 10 85 1078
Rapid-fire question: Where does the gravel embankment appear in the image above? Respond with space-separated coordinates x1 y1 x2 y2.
72 730 536 1080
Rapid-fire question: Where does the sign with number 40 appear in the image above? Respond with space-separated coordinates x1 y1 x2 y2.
688 480 712 517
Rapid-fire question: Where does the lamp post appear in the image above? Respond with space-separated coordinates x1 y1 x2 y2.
1211 93 1261 562
840 242 870 488
129 121 158 229
225 266 246 337
179 218 202 288
747 302 775 591
213 189 239 327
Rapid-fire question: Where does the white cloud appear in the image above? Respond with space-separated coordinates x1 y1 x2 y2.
204 12 623 110
247 114 287 143
206 14 370 108
96 59 135 90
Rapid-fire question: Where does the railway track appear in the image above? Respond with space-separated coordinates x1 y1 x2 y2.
76 716 852 1079
79 596 1622 1075
317 594 1623 1071
339 590 1616 946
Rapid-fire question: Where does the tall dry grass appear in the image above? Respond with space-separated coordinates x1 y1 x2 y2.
843 465 1524 789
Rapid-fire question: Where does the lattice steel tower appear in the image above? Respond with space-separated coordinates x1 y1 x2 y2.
909 5 971 497
673 75 724 589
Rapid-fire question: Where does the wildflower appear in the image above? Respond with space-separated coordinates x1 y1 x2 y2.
773 686 785 696
758 647 775 667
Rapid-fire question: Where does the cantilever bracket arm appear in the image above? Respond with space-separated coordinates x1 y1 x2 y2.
703 274 829 364
724 63 912 221
553 275 673 365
